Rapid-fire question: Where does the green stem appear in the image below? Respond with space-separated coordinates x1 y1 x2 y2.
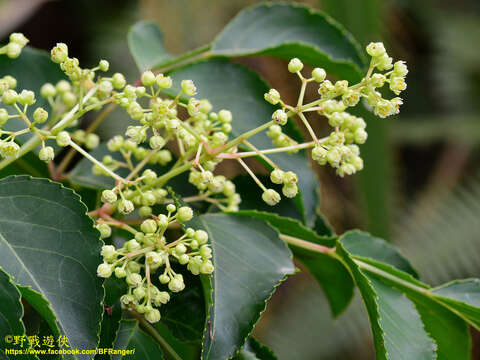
155 44 211 73
129 311 182 360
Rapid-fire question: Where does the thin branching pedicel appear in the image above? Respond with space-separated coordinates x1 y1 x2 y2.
0 34 406 323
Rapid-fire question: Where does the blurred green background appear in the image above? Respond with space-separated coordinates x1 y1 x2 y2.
2 0 479 358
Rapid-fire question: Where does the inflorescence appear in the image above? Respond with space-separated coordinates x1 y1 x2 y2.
0 35 406 323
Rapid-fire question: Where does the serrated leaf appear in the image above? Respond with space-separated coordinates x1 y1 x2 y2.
0 47 65 150
233 337 277 360
0 176 104 360
231 210 352 317
168 59 318 225
0 269 33 359
113 320 163 360
337 239 437 360
431 279 480 330
340 230 419 277
127 21 172 71
189 214 295 360
212 2 365 82
407 291 471 360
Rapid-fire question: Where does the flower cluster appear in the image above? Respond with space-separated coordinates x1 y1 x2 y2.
261 42 407 178
0 34 407 325
96 204 213 323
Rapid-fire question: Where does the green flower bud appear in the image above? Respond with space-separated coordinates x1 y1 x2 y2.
101 245 116 259
99 60 109 72
157 214 169 229
133 286 146 301
200 261 214 274
338 163 356 177
168 277 185 293
18 90 35 105
142 169 157 184
283 171 298 184
312 145 327 163
107 135 124 151
282 183 298 198
194 230 208 245
159 274 170 284
2 89 18 105
342 90 360 107
98 80 113 95
97 224 112 239
312 67 327 82
198 99 212 113
10 33 29 46
199 245 212 259
218 109 232 123
326 148 341 167
351 156 364 171
84 133 100 149
270 169 285 184
177 206 193 222
155 292 170 305
376 53 393 71
288 58 303 73
176 244 187 255
272 109 288 126
149 135 165 149
97 263 113 278
264 89 281 105
0 109 9 126
141 219 157 234
126 125 147 143
366 42 386 57
56 131 71 147
100 190 117 204
156 74 172 88
125 239 141 252
178 254 189 265
141 71 156 86
56 80 71 94
6 42 22 58
139 206 152 218
181 80 197 96
112 73 126 89
114 267 127 278
2 75 16 89
127 261 141 273
166 204 176 213
354 128 368 144
62 92 77 107
118 199 134 214
51 43 68 63
262 189 281 206
141 191 156 206
155 150 172 166
120 294 134 306
39 146 54 162
145 309 161 323
126 273 142 287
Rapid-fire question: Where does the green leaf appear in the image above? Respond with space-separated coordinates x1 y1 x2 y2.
340 230 418 277
0 47 65 149
155 265 206 343
431 279 480 330
168 59 318 225
231 210 352 317
127 21 172 71
0 176 104 359
95 278 127 360
212 2 365 82
407 291 471 360
337 239 437 360
233 337 277 360
0 269 32 359
189 214 295 360
113 320 163 360
151 323 200 360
